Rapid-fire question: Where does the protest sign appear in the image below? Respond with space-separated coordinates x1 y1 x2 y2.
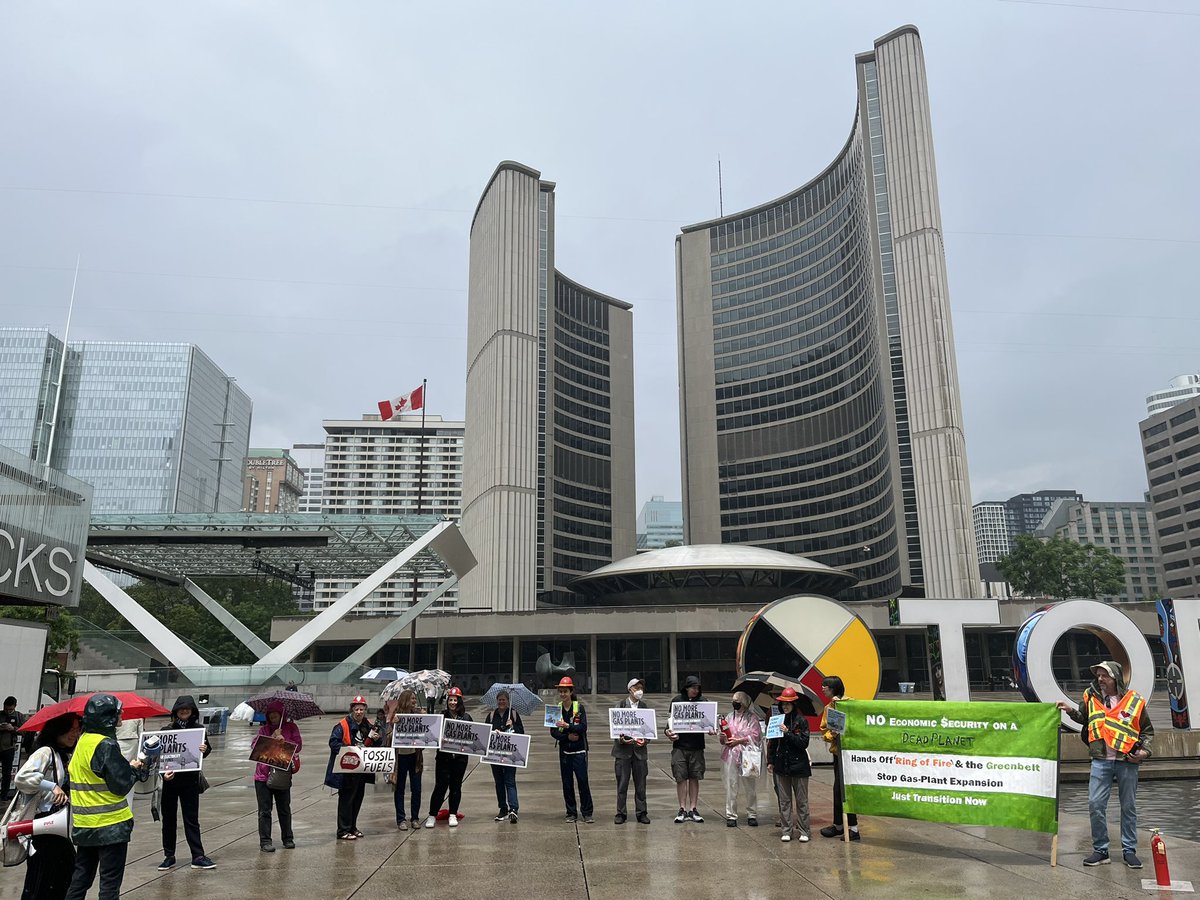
839 700 1060 834
334 746 395 775
765 714 785 740
669 701 717 733
391 714 443 749
249 735 297 771
825 708 847 734
544 705 560 728
481 730 531 768
608 707 657 741
140 729 205 774
441 719 493 755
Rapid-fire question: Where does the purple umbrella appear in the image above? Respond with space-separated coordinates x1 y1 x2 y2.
245 690 323 721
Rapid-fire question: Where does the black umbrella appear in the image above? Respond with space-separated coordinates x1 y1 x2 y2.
732 672 818 717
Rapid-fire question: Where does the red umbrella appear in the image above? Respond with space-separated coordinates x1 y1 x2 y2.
19 692 171 733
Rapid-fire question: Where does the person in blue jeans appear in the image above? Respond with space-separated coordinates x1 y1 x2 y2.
389 690 423 830
551 677 593 824
1058 660 1153 870
487 690 524 823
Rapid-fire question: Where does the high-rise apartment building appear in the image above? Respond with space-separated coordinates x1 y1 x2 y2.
676 27 978 601
636 496 684 550
1141 396 1200 599
241 449 304 513
1147 374 1200 417
972 502 1012 565
290 442 326 514
1006 490 1083 538
1036 499 1163 601
0 328 251 513
314 413 464 613
461 162 636 610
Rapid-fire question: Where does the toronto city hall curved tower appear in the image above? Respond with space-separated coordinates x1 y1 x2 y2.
461 162 636 610
677 26 979 601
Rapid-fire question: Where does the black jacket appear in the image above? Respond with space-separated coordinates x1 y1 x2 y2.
672 691 708 752
165 694 212 787
551 700 588 753
768 711 811 778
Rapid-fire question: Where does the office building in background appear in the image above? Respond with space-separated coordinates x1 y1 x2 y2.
1146 374 1200 417
1035 499 1163 601
636 496 684 549
461 162 636 611
241 448 304 513
0 327 251 513
290 442 326 514
1141 396 1200 599
676 27 978 601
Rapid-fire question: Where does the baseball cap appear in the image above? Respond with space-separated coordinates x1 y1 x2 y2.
627 678 644 691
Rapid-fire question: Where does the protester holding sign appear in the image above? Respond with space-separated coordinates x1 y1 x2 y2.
390 690 423 830
325 695 380 841
424 687 472 828
665 675 708 824
818 675 859 841
1057 660 1153 869
253 701 301 852
766 687 811 843
1 696 27 801
156 695 215 870
486 690 524 823
551 676 594 824
719 691 762 827
612 678 651 825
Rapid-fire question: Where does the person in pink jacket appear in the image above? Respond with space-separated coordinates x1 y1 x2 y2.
719 691 763 827
253 701 301 852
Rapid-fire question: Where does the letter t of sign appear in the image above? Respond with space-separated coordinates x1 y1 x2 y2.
897 599 1001 701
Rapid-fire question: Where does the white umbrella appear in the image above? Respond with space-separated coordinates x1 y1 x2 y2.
229 702 256 721
362 666 409 682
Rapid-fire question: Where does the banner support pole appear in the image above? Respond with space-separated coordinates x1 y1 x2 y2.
1050 833 1058 867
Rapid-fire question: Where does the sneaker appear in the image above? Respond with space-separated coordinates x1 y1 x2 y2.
260 842 275 853
690 808 704 823
614 813 627 825
781 834 792 842
448 814 458 828
494 811 508 822
398 820 409 830
1123 851 1142 869
424 816 436 829
282 840 295 849
674 808 687 823
565 815 577 824
798 834 810 843
726 817 737 827
684 809 695 822
583 816 594 824
1083 850 1110 866
509 812 518 824
157 857 176 871
636 814 651 825
410 819 420 830
819 825 843 838
747 817 758 827
191 856 216 870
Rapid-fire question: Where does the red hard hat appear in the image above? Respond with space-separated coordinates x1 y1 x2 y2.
557 676 575 689
350 695 368 707
778 687 800 703
447 687 463 697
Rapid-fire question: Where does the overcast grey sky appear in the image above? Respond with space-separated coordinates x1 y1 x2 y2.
2 1 1196 511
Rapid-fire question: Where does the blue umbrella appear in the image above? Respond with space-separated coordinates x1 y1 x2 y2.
479 683 542 716
361 667 408 682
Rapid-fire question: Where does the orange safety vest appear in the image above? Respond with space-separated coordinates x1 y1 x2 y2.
1085 689 1146 754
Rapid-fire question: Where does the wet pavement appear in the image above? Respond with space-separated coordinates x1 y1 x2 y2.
1060 777 1200 843
3 713 1198 899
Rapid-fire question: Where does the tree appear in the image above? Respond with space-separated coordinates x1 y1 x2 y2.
997 535 1127 600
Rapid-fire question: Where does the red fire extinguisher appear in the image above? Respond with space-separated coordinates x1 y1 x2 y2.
718 714 732 742
1151 828 1171 887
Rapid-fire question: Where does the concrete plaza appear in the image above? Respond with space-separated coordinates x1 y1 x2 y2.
2 713 1196 900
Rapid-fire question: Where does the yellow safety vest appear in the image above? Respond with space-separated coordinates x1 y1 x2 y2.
69 732 133 831
1086 689 1146 754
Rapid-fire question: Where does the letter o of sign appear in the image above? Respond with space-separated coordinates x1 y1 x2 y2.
1023 599 1155 728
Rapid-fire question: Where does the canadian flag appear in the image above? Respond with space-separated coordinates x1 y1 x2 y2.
377 384 424 421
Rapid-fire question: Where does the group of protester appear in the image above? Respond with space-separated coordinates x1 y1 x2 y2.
2 658 1154 898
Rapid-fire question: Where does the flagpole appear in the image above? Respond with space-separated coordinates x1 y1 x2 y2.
409 378 427 672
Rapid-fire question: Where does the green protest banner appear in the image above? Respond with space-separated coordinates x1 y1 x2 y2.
839 700 1060 834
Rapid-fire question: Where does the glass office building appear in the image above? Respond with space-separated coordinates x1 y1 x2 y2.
0 329 251 514
677 27 979 601
0 328 64 463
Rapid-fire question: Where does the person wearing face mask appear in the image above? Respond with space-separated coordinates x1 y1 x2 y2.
611 678 651 825
718 691 762 827
325 695 380 841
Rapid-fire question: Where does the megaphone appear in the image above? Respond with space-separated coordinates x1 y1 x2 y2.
3 804 72 844
136 734 162 782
